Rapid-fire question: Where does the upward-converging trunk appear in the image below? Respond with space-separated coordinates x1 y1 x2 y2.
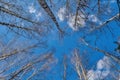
38 0 63 33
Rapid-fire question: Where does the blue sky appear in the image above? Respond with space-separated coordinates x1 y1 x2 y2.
0 0 120 80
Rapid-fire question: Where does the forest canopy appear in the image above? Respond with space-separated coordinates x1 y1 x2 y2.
0 0 120 80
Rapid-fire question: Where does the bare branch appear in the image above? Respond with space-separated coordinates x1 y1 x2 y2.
0 43 40 61
9 53 53 80
80 38 120 64
117 0 120 18
73 49 87 80
90 13 120 33
0 6 41 25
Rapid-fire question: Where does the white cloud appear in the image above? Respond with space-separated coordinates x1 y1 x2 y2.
87 56 111 80
88 14 102 25
67 14 85 31
28 4 42 21
36 12 42 20
28 4 36 13
57 7 66 21
57 7 86 31
88 15 99 23
97 56 110 70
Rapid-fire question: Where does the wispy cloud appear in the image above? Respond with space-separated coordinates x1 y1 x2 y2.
28 4 36 13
